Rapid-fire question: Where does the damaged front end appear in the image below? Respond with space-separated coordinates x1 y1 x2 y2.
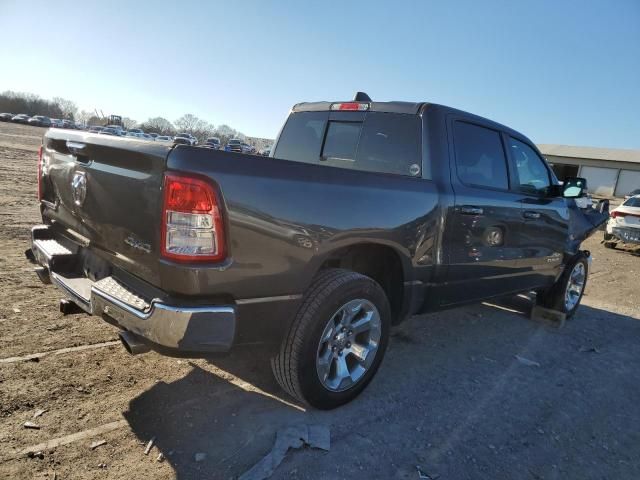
566 199 610 255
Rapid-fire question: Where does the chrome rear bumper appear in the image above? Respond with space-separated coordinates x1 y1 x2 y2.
29 225 236 353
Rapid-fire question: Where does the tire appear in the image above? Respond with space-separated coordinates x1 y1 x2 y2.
271 268 391 409
536 253 589 318
604 241 617 249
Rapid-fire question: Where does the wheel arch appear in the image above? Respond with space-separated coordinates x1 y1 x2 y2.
306 241 411 324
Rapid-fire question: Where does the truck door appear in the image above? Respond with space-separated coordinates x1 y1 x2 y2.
505 136 569 288
440 120 528 306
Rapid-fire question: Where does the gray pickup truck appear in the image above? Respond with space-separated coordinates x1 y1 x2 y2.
27 92 607 409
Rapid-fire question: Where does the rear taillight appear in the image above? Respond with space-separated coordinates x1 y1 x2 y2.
37 145 43 201
161 173 226 262
612 210 640 219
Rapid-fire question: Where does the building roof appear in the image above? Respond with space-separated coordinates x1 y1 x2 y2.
538 144 640 164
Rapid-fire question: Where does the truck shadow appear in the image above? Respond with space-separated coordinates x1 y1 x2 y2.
123 351 309 479
123 297 640 479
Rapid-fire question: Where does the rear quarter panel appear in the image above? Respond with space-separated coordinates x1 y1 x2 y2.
164 147 442 300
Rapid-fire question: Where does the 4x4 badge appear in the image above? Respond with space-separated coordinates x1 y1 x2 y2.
71 171 87 206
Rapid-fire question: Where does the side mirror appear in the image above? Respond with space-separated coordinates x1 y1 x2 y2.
562 177 587 198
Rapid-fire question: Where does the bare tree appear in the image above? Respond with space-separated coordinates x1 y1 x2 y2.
140 117 176 135
76 110 92 126
175 114 205 133
213 124 237 144
175 114 215 142
52 97 77 120
0 90 63 118
122 117 138 130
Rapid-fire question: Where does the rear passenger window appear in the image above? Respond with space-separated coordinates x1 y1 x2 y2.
453 122 509 190
355 113 422 176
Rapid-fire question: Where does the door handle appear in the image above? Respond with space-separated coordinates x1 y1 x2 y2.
523 210 541 219
460 206 484 216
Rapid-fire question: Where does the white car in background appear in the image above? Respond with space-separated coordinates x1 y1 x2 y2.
604 195 640 248
624 188 640 201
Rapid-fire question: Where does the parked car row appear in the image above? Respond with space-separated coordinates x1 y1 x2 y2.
0 113 81 129
224 138 256 154
0 111 270 154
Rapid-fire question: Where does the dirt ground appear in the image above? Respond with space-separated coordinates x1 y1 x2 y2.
1 122 639 480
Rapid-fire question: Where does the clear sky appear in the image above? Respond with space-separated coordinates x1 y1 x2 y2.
1 0 638 147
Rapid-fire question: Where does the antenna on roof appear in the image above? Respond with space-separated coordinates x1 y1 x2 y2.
353 92 372 102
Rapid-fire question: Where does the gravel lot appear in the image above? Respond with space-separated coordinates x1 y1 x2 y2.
1 122 639 480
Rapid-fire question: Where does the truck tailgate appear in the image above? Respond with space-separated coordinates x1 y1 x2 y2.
40 129 171 285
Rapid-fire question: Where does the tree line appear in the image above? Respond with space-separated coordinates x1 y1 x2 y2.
1 91 247 144
139 115 246 145
0 91 77 120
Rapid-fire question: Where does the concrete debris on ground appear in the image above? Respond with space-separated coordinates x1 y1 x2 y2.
239 424 330 480
90 440 106 450
23 422 40 429
416 465 439 479
143 436 155 455
515 355 541 367
579 345 601 353
27 451 44 459
33 409 47 418
156 452 165 463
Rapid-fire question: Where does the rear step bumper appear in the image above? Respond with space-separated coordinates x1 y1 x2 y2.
28 226 236 353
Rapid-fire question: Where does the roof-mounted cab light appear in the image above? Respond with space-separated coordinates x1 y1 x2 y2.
330 102 370 111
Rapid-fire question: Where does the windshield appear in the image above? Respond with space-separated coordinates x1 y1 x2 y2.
623 197 640 207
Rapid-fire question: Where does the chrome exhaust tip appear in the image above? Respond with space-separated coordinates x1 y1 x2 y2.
118 331 151 355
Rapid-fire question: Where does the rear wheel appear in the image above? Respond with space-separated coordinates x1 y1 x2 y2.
536 253 588 318
271 269 390 409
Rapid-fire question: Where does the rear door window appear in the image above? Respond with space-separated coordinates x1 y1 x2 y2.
453 121 509 190
274 111 422 177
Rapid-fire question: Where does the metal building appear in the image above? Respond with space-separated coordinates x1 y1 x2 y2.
538 144 640 198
